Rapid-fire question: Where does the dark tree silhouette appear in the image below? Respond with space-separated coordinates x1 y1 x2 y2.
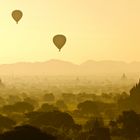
24 97 38 107
109 120 120 136
77 100 113 116
77 100 99 115
2 105 14 114
93 127 111 140
2 102 34 114
13 101 34 113
84 117 104 132
130 80 140 97
43 93 55 102
62 93 76 103
56 100 68 111
0 115 16 132
118 80 140 112
1 125 56 140
76 131 90 140
39 103 58 112
117 110 140 140
7 95 22 105
26 110 75 130
87 135 97 140
0 96 6 107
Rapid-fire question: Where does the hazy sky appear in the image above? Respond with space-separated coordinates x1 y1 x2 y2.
0 0 140 64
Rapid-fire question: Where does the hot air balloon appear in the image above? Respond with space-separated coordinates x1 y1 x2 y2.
53 35 66 51
12 10 23 24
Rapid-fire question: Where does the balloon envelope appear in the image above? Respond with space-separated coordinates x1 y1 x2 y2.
53 35 66 51
12 10 23 24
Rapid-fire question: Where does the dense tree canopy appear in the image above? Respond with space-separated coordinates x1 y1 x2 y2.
1 125 56 140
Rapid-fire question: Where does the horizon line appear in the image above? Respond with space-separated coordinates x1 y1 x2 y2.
0 59 140 66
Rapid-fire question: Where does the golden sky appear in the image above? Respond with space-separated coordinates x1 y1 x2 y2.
0 0 140 64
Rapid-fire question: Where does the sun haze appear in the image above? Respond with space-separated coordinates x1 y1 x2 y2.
0 0 140 64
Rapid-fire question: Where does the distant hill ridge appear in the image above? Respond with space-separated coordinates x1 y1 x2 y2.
0 59 140 75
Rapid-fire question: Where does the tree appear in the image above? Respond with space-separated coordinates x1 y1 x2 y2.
62 93 76 103
87 135 97 140
130 80 140 109
24 97 38 107
2 105 14 114
0 78 5 88
117 110 140 140
109 120 119 136
1 125 56 140
39 103 58 112
130 80 140 97
7 95 22 104
42 125 58 136
56 100 67 111
0 96 6 107
26 111 76 130
84 117 111 140
0 115 16 131
84 117 104 132
93 127 111 140
43 93 55 102
77 100 99 115
77 100 112 116
118 80 140 112
76 131 90 140
13 102 34 113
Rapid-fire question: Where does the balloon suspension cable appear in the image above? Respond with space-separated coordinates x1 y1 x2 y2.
59 49 61 52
